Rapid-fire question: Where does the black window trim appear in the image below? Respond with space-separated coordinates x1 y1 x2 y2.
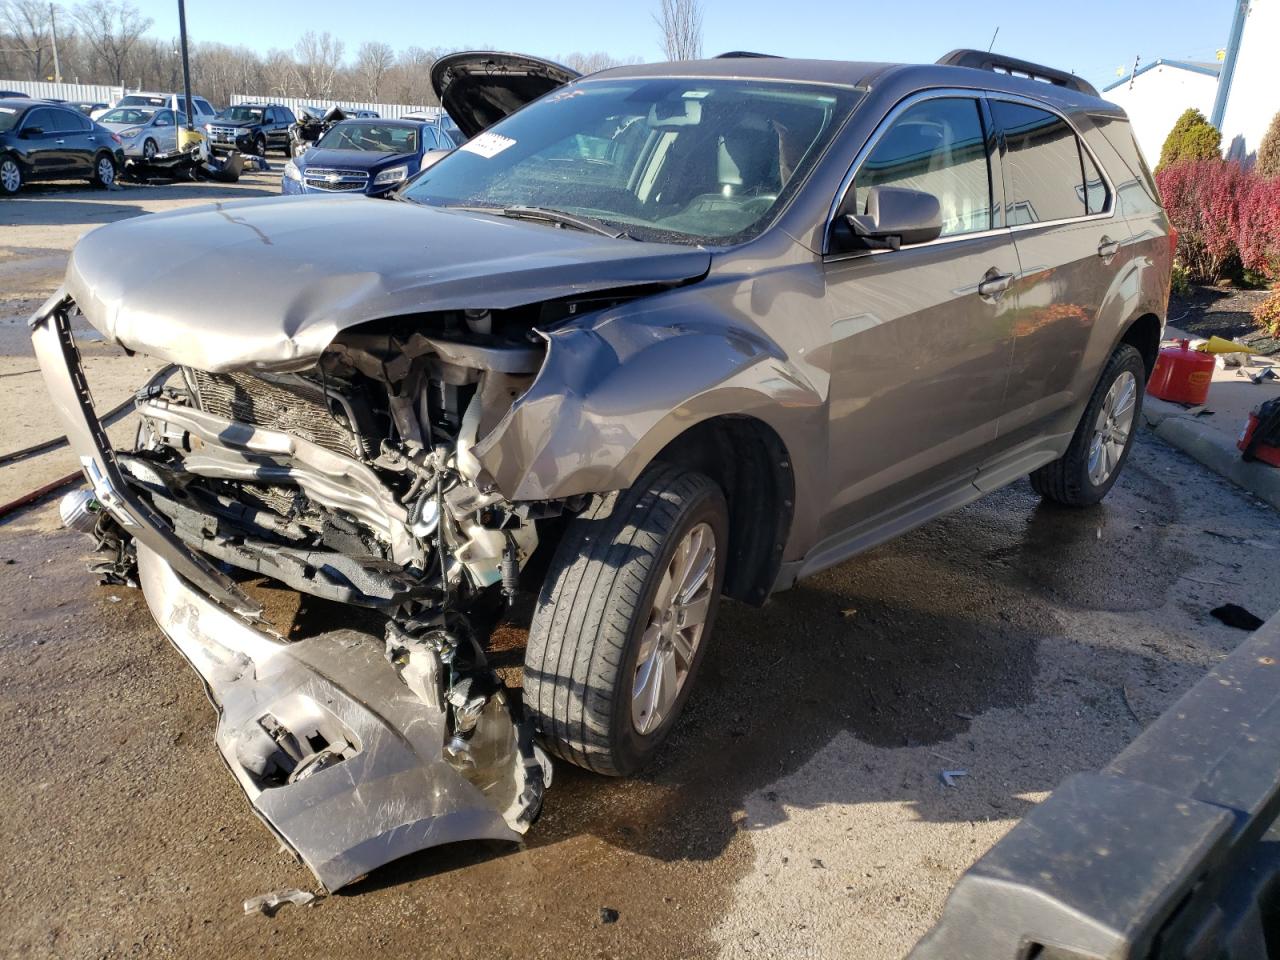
824 87 1114 258
985 91 1115 232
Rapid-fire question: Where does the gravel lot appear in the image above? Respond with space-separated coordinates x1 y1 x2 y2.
2 177 1278 960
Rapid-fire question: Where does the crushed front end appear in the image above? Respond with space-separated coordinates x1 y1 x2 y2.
29 293 560 891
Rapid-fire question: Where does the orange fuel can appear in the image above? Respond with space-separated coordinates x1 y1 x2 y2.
1147 339 1216 405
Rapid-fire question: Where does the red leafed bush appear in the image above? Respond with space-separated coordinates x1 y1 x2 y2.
1157 159 1280 283
1237 175 1280 279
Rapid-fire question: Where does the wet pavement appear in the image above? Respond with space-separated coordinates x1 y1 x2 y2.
2 432 1277 960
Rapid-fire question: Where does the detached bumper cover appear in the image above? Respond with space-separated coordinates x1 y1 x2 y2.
30 294 543 890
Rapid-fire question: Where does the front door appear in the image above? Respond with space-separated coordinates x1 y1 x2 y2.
820 94 1020 530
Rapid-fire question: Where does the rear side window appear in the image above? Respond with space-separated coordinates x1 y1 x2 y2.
24 107 55 132
853 97 993 237
993 101 1109 225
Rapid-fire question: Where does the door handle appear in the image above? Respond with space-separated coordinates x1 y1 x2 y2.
87 136 96 141
978 271 1014 300
1097 237 1121 260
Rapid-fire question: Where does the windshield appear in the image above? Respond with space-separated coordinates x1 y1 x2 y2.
100 107 155 124
218 106 265 123
316 121 419 153
0 105 23 132
401 78 859 244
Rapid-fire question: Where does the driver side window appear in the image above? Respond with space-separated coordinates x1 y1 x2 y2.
852 97 993 237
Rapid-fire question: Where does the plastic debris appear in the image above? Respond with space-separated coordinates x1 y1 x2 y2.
243 888 318 917
1211 604 1266 631
940 770 968 788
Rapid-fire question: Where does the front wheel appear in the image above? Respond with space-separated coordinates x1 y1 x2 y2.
90 152 116 188
524 464 728 776
252 134 266 157
0 156 21 195
142 138 158 161
1031 343 1146 506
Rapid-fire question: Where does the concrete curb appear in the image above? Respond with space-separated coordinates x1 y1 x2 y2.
1142 397 1280 510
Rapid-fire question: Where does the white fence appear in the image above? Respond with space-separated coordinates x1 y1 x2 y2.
231 94 443 121
0 79 123 104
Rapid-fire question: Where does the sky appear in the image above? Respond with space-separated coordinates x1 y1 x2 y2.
128 0 1232 92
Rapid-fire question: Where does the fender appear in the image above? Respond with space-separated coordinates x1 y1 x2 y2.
473 308 827 508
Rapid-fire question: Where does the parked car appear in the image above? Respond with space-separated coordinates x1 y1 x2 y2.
0 98 124 194
95 106 188 160
0 90 28 99
205 102 295 155
93 92 216 125
400 110 462 144
32 49 1171 891
68 101 108 116
282 117 455 196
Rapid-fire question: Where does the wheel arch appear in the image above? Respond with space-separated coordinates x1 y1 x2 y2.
650 415 795 606
1117 312 1162 379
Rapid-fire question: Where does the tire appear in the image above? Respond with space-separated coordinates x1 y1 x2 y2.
252 134 266 157
1030 343 1146 506
0 156 21 195
142 138 158 161
524 464 729 776
90 152 116 188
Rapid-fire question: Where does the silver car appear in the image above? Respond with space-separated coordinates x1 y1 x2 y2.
95 106 187 160
32 49 1171 891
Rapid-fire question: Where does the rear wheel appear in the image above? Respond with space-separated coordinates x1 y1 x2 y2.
524 464 728 776
0 156 21 195
90 152 116 188
1031 343 1145 506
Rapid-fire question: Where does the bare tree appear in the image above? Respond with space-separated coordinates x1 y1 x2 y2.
353 40 394 100
559 51 643 74
293 30 345 98
3 0 55 79
654 0 702 61
72 0 151 84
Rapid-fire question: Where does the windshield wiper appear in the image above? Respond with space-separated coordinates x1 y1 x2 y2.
498 206 630 239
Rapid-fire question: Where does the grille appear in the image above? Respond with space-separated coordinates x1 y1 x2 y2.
303 167 370 192
188 369 360 458
207 125 243 143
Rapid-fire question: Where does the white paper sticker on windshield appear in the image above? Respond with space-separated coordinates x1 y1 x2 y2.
460 132 517 159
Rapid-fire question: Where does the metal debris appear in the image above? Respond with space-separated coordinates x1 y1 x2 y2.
243 888 318 917
940 770 968 788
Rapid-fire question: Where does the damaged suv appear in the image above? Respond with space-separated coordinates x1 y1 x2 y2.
32 50 1171 889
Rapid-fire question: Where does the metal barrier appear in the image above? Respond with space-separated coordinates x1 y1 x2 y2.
911 609 1280 959
0 79 122 103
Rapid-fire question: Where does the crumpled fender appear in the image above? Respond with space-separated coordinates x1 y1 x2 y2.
473 303 826 503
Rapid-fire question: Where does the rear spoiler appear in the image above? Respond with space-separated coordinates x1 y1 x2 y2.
911 610 1280 959
937 49 1100 98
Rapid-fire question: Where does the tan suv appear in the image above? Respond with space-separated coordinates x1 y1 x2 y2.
32 49 1171 890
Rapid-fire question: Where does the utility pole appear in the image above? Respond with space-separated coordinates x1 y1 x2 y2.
177 0 194 129
48 4 62 83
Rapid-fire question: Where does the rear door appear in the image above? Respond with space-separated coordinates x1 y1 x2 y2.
820 93 1020 529
60 108 98 173
989 98 1132 442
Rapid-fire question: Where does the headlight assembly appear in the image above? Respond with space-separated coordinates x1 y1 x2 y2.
373 165 408 186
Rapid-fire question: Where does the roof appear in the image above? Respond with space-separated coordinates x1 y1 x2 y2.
1102 58 1221 93
591 56 1110 106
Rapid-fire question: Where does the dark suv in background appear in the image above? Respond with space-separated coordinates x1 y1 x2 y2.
206 102 295 156
0 99 124 194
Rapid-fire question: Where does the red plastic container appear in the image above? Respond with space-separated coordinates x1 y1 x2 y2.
1147 339 1216 405
1239 410 1280 467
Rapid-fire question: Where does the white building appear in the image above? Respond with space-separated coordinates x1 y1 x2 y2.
1102 59 1221 165
1102 0 1279 166
1214 0 1280 161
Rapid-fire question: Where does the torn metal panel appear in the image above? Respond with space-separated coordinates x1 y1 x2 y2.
137 543 543 892
61 196 711 373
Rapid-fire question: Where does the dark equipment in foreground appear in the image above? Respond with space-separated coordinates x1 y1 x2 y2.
911 611 1280 960
122 145 242 183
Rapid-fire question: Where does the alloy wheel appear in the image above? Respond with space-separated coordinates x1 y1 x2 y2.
0 159 19 194
1087 370 1137 486
143 139 157 161
632 521 716 735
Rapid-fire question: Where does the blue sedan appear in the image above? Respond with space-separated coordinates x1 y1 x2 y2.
282 118 454 197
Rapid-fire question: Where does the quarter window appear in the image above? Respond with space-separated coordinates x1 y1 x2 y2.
852 97 993 237
992 101 1107 224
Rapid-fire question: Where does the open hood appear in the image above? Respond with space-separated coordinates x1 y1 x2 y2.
430 51 579 139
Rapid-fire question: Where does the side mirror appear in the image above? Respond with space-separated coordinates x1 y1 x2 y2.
840 186 943 252
20 126 43 138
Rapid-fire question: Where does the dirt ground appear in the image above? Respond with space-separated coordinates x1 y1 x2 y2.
2 177 1279 960
1170 284 1278 356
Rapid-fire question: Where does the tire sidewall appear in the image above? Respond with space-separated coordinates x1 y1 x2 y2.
254 134 266 157
1074 346 1147 503
143 138 157 160
608 481 729 771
